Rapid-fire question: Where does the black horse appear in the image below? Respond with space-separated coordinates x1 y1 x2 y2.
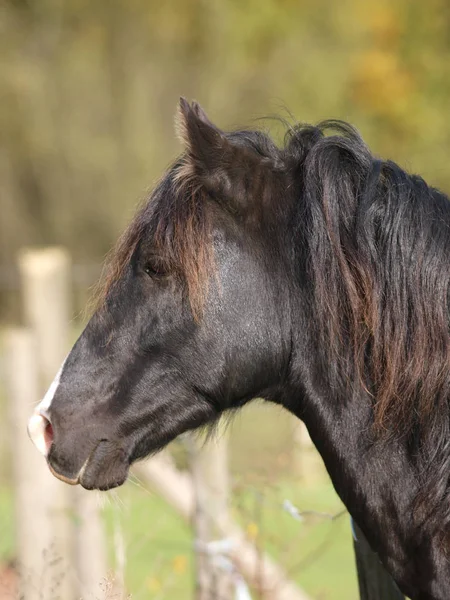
28 100 450 599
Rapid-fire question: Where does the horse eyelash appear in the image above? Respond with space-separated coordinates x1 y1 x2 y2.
143 255 170 278
144 264 165 277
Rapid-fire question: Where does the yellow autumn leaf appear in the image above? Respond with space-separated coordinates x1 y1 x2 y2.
351 50 414 117
368 5 402 46
172 554 188 574
246 522 259 540
147 576 162 592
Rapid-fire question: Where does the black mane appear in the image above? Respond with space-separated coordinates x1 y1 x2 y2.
286 121 450 534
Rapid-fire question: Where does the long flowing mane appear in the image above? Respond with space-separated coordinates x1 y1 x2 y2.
289 121 450 530
291 122 450 436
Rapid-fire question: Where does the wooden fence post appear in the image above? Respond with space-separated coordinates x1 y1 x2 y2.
186 427 234 600
6 328 73 599
18 248 71 385
18 248 76 598
135 453 312 600
75 486 108 599
17 247 107 599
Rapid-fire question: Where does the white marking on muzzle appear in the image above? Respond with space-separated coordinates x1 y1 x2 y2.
36 357 67 413
27 413 51 456
28 357 67 456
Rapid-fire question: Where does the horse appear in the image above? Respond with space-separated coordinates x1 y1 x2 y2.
28 99 450 599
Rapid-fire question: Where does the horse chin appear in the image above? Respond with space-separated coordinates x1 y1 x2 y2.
79 440 130 491
79 466 129 491
48 439 130 491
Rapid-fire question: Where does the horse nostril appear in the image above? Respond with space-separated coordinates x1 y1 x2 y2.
44 420 54 449
27 412 54 457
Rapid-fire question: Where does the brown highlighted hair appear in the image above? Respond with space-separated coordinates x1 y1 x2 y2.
93 160 214 320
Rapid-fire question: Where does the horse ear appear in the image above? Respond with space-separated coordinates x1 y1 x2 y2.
175 98 277 211
176 97 224 165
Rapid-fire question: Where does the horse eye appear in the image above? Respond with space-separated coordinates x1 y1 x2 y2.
143 260 166 278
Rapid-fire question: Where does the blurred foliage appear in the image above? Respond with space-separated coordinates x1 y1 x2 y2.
0 0 449 267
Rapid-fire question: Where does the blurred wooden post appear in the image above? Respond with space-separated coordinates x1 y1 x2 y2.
186 426 234 600
6 329 72 599
18 248 71 385
17 248 74 598
17 247 107 599
75 487 108 600
135 454 312 600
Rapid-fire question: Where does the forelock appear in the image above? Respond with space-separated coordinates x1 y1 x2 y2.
92 162 214 319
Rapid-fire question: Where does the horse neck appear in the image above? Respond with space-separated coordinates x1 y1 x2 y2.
283 326 419 564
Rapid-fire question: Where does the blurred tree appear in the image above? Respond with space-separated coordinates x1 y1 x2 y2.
0 0 449 275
